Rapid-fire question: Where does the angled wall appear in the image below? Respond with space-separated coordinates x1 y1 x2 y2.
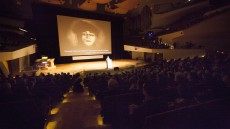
151 1 209 28
174 10 230 51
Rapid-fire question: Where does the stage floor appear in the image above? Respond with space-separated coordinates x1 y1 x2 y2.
36 59 147 75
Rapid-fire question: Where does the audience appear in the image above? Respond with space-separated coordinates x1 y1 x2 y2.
128 83 167 129
1 51 230 129
84 51 230 128
0 71 75 129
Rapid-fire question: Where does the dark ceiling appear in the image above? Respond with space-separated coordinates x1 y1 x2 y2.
0 0 212 20
0 0 144 19
38 0 142 15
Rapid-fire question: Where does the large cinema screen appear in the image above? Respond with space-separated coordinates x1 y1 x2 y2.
57 15 111 56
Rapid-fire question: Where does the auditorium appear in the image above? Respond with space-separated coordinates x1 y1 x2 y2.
0 0 230 129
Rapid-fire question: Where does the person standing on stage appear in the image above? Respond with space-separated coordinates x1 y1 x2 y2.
106 56 111 68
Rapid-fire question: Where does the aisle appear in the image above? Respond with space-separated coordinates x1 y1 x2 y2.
46 88 112 129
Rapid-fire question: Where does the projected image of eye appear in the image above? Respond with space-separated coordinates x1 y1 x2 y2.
82 31 96 46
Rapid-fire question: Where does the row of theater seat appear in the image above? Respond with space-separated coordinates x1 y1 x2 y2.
143 97 230 129
97 86 230 129
84 53 230 129
0 73 73 129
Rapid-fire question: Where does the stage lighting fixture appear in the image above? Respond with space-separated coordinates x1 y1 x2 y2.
147 31 154 38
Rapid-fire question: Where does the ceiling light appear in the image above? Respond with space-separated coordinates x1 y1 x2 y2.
19 28 28 32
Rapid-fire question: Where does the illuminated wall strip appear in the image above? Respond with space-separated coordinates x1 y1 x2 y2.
72 55 103 60
0 61 10 76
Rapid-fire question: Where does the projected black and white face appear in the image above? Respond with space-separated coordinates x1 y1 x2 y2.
57 15 112 56
81 30 96 46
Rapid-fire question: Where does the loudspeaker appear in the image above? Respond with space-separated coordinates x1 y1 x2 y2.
114 67 119 71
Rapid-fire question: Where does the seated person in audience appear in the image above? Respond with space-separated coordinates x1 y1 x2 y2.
173 72 190 107
73 78 84 93
0 78 13 102
11 75 33 99
128 83 167 129
128 76 139 91
222 74 230 87
108 75 119 90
